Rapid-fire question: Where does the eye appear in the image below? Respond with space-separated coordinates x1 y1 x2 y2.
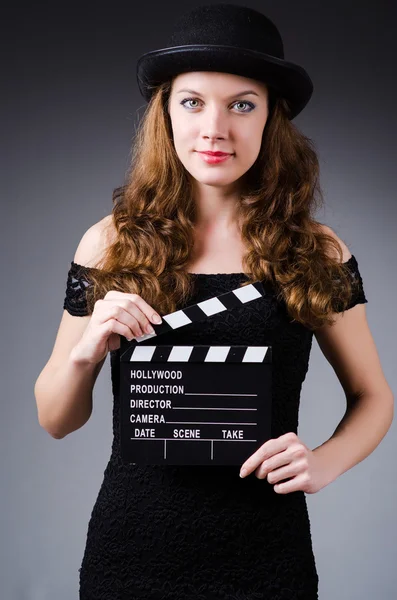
179 97 255 113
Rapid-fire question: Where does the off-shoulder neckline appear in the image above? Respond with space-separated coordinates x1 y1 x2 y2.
187 254 357 276
70 254 357 277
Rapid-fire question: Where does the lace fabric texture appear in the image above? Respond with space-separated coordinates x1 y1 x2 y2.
62 255 368 599
63 255 367 318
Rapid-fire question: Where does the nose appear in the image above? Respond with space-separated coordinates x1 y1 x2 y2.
201 106 229 142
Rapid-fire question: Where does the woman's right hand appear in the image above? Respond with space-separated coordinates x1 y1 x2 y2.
70 291 163 365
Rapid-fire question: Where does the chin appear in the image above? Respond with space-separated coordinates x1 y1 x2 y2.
196 176 238 187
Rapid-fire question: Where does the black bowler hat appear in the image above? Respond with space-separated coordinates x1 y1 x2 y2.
136 3 314 120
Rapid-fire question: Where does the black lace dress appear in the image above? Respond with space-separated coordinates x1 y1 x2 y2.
63 255 368 600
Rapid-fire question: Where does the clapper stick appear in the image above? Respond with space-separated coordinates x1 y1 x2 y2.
118 279 273 466
119 279 266 358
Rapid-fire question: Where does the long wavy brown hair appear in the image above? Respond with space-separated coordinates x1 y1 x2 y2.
83 78 358 330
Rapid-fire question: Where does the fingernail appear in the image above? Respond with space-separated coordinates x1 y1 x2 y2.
152 314 162 324
239 469 247 478
146 324 155 334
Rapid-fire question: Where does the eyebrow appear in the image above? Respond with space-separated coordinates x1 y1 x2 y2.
176 88 260 98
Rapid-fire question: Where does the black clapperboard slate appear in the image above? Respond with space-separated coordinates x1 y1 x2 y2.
119 280 272 465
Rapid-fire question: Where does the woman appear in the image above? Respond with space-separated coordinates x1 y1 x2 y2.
35 4 394 599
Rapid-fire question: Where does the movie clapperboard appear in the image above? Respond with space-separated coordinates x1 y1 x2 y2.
119 280 272 466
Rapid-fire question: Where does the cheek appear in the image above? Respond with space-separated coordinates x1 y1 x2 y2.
240 126 262 149
173 139 192 162
171 137 196 172
172 125 194 150
236 130 263 164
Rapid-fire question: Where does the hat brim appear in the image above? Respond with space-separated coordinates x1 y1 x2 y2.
136 45 314 120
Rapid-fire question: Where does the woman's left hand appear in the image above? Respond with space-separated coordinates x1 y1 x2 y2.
239 432 331 494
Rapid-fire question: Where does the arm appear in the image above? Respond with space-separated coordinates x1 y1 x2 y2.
35 350 105 438
34 215 112 438
313 302 394 485
312 230 394 485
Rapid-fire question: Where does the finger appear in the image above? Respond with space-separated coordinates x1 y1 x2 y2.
240 434 292 478
98 303 146 338
264 462 300 484
93 301 144 339
259 446 298 476
99 300 155 337
254 453 292 479
274 474 305 494
99 316 141 341
123 301 157 336
105 291 162 325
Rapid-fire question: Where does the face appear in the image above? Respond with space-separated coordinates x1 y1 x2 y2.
167 71 269 190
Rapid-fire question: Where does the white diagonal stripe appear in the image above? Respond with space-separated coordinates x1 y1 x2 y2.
163 310 193 329
198 297 228 316
233 284 262 303
168 346 194 361
204 346 231 362
242 346 269 362
129 346 156 361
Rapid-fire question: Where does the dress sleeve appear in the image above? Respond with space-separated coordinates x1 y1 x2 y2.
63 261 94 316
333 254 368 312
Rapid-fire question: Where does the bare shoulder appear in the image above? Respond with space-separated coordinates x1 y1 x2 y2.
73 214 117 268
318 224 352 263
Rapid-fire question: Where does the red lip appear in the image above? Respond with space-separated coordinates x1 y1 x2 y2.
197 151 232 156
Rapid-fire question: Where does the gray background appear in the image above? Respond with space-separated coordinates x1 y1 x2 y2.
2 1 396 598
